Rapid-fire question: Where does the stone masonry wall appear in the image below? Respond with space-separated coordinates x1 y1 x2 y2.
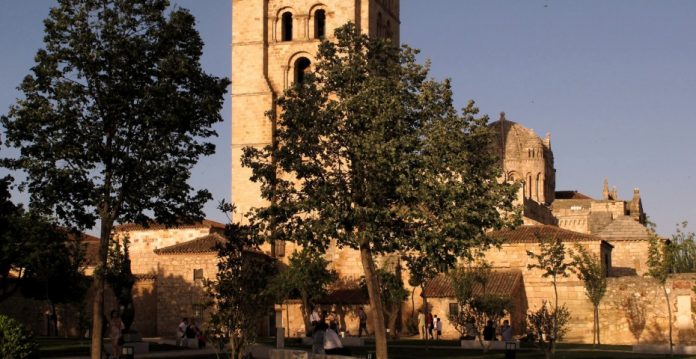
156 253 218 338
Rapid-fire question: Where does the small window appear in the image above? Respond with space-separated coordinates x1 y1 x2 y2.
294 57 311 84
449 303 459 317
193 268 204 282
314 10 326 39
272 240 286 257
282 12 293 41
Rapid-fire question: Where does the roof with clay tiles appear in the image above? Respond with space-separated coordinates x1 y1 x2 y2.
596 216 653 241
114 219 225 232
554 191 593 200
154 233 226 254
423 270 523 298
489 225 611 246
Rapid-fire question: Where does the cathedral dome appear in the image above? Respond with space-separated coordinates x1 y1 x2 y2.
489 113 548 161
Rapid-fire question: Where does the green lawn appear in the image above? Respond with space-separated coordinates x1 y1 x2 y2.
37 337 187 357
37 337 696 359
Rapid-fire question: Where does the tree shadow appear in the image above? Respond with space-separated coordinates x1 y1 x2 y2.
622 295 647 344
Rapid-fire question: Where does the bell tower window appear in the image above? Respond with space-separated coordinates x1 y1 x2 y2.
314 10 326 39
294 57 311 84
282 12 293 41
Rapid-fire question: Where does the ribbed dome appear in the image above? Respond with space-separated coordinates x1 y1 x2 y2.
489 115 546 160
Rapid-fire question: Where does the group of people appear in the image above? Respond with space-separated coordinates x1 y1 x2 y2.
309 305 364 356
178 317 207 349
417 309 443 340
463 319 513 342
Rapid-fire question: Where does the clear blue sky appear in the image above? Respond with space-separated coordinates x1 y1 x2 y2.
1 1 695 236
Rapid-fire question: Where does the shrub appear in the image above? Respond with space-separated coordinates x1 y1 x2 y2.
0 314 39 359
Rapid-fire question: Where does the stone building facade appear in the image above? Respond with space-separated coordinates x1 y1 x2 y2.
231 0 400 222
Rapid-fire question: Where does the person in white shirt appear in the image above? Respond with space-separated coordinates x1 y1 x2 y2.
435 317 443 340
324 323 351 356
177 318 188 346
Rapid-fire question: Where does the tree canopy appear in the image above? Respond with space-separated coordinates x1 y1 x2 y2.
242 23 517 358
1 1 228 356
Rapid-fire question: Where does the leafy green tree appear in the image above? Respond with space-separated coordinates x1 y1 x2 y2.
670 222 696 273
19 222 90 337
206 204 278 359
647 233 674 356
526 235 573 356
242 23 516 358
0 176 89 326
570 243 607 346
526 300 570 359
270 247 337 335
1 1 228 357
404 255 437 334
0 314 39 359
104 236 136 331
449 260 512 352
0 176 27 301
360 262 409 339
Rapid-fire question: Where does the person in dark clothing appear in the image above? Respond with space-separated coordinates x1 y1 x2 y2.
483 320 496 341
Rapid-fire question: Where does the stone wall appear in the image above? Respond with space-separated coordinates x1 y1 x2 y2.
279 302 375 338
0 277 157 337
610 240 651 276
115 227 216 275
155 252 218 338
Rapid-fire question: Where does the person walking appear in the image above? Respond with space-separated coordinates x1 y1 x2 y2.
357 307 368 337
426 312 434 339
109 310 124 359
501 319 513 342
483 320 496 341
177 318 188 346
417 310 426 339
435 316 442 340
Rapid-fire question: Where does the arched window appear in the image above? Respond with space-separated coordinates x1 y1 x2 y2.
314 9 326 39
281 12 293 41
386 20 392 40
294 57 311 84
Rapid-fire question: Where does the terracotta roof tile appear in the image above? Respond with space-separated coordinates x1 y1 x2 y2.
423 270 523 298
596 216 652 241
555 191 593 200
154 233 226 254
114 219 225 232
489 225 605 244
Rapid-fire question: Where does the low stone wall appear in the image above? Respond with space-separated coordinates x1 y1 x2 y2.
527 274 696 345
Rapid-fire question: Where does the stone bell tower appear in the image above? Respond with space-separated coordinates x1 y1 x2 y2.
231 0 400 220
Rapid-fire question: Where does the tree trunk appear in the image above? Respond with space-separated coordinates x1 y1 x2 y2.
300 291 311 335
387 306 399 339
552 278 558 356
410 287 416 321
90 219 113 359
663 284 673 356
359 240 387 359
596 305 601 346
51 302 59 337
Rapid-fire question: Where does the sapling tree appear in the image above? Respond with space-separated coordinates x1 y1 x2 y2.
270 247 337 335
647 233 674 356
570 243 607 346
205 203 278 359
527 235 573 356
